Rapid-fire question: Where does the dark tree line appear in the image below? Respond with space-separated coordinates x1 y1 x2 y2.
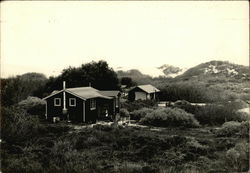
1 61 120 106
41 61 120 96
1 73 47 106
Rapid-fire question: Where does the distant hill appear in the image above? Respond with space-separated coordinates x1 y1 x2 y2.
157 64 187 77
116 61 250 102
116 69 154 85
176 61 249 81
116 69 151 79
116 64 186 78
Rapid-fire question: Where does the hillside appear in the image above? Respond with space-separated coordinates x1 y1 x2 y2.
116 61 250 102
176 61 249 81
116 65 186 78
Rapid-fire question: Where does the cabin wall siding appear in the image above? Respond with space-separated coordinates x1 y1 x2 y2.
47 92 64 120
46 92 84 122
45 91 120 123
135 91 147 100
65 92 84 122
85 99 97 122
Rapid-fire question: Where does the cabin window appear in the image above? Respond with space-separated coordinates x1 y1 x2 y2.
90 99 96 110
69 98 76 107
54 98 61 106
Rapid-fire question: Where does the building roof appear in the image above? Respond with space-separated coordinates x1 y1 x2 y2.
43 87 112 100
131 84 160 94
98 90 120 97
67 87 112 99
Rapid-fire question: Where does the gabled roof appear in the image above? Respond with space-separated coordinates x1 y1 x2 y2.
98 90 120 97
67 87 112 99
130 84 160 94
43 87 112 100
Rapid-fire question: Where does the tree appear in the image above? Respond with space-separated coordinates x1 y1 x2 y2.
120 77 136 88
1 73 47 106
43 60 120 95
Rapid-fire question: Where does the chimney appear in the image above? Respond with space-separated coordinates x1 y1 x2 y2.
63 81 67 112
63 81 66 90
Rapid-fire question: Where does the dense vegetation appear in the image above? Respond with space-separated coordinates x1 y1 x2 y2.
1 60 249 172
1 73 47 106
140 107 200 128
2 104 249 173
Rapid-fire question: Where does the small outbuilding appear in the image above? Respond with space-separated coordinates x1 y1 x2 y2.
128 84 160 101
43 82 120 123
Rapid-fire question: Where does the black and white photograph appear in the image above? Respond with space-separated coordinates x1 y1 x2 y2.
1 1 249 173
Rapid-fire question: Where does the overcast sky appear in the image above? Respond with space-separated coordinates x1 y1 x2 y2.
1 1 249 78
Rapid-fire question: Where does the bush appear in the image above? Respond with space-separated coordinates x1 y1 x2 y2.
18 96 46 119
93 124 113 131
172 100 200 114
4 157 43 173
215 121 241 137
239 121 250 138
140 107 200 128
131 108 154 120
120 108 130 117
49 139 86 173
1 106 40 143
225 141 249 172
121 100 156 112
216 121 249 138
194 104 249 125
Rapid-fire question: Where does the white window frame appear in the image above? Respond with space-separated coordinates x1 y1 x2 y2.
69 98 76 107
54 98 61 106
90 99 96 110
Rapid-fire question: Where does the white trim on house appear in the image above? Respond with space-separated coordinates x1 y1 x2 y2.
43 89 87 101
69 98 76 106
54 98 61 106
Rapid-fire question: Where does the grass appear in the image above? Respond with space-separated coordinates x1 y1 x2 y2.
2 120 249 173
1 104 249 173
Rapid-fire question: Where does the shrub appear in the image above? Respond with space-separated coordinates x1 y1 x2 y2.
18 96 46 119
225 141 249 172
49 139 86 173
4 157 43 173
239 121 250 138
116 162 143 173
1 106 40 143
131 108 154 120
215 121 249 138
184 138 208 157
93 124 113 131
121 100 156 112
215 121 241 137
172 100 200 114
194 104 248 125
140 108 200 128
120 108 130 117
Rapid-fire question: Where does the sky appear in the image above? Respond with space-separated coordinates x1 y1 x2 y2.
1 1 249 78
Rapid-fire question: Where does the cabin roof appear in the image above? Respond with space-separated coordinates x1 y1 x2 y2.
130 84 160 93
98 90 120 97
43 87 112 100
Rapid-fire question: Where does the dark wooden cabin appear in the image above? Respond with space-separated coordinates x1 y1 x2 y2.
43 83 120 123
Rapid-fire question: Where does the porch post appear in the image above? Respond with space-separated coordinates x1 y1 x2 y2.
83 101 85 122
45 101 47 119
